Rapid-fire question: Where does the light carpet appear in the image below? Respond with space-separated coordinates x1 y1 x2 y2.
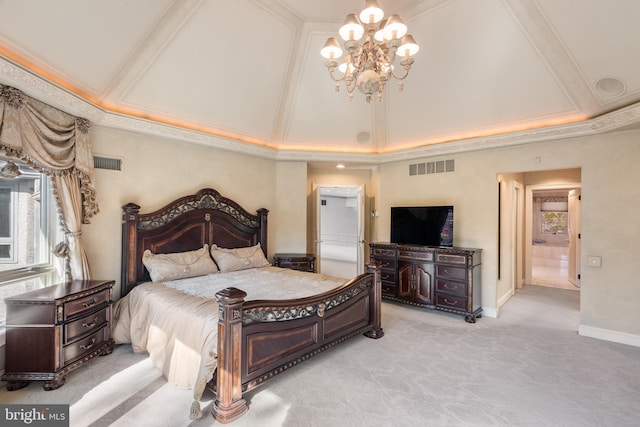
1 285 639 426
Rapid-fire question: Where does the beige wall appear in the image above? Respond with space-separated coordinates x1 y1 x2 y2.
374 130 640 344
306 167 374 259
84 126 278 297
83 125 640 346
274 162 308 253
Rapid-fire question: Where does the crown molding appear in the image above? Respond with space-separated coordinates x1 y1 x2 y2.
2 55 639 165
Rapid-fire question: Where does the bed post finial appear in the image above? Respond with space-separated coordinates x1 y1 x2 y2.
213 287 248 423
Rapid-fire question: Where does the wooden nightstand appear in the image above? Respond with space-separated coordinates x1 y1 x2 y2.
2 279 115 391
273 253 316 273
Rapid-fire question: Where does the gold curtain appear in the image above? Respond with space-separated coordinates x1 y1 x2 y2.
0 84 98 280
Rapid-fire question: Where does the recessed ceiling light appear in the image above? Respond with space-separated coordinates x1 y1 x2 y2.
595 77 626 97
336 164 346 169
357 132 370 144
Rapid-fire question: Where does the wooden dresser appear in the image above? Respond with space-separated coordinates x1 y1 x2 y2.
370 243 482 322
2 279 115 390
273 253 316 273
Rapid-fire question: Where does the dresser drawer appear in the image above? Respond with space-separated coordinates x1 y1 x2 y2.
64 290 109 319
379 269 397 284
63 326 109 365
435 265 467 281
398 250 434 262
435 279 467 297
374 257 396 270
435 253 468 265
381 283 396 297
372 247 396 258
65 307 108 344
435 294 468 311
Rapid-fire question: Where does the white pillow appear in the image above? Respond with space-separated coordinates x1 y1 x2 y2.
142 244 218 282
210 243 270 272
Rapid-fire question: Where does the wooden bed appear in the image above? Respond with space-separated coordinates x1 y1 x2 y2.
120 188 383 423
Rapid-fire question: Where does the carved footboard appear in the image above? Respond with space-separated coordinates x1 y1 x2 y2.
212 263 383 423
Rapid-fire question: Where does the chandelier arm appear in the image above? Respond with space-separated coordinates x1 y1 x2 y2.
388 65 411 81
327 67 349 83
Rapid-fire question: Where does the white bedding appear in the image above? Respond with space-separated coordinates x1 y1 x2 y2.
111 266 346 418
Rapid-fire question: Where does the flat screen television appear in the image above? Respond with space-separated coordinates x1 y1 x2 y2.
390 206 454 247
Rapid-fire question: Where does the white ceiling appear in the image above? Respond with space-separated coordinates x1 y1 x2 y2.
1 0 639 165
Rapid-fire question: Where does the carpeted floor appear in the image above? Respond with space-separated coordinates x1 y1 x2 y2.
2 285 639 426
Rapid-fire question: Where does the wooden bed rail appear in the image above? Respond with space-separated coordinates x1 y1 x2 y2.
211 263 383 423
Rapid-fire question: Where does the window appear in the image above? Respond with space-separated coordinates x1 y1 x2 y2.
541 211 568 234
0 157 63 327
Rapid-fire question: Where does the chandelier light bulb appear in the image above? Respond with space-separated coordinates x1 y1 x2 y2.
398 35 420 57
339 14 364 41
321 37 343 59
359 0 384 24
321 1 419 103
382 15 407 41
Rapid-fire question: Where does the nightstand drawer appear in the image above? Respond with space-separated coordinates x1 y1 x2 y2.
435 279 467 297
65 307 108 344
435 265 467 281
274 253 315 273
64 325 109 365
64 290 109 319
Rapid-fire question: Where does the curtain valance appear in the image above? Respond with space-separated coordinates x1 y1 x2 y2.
0 84 98 223
0 84 97 280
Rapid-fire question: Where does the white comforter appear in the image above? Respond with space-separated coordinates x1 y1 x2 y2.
112 266 346 418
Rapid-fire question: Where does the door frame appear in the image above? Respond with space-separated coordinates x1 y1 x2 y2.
313 184 365 276
524 183 581 285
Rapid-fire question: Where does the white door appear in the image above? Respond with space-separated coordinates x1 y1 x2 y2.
314 185 365 278
568 189 581 287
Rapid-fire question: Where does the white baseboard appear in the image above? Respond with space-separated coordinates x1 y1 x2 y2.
481 307 498 319
579 324 640 348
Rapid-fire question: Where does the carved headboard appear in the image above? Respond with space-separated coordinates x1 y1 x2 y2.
121 188 268 297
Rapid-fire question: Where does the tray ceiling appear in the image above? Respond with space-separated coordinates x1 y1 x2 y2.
1 0 639 163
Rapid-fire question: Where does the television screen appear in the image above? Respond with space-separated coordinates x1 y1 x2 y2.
390 206 454 247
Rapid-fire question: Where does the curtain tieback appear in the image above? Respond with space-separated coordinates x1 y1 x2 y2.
53 242 69 258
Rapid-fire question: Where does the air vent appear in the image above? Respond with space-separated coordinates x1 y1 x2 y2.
408 159 455 176
93 156 121 171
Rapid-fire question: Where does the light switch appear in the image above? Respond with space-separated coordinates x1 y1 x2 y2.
587 256 602 267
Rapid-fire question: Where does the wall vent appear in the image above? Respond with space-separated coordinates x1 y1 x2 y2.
408 159 455 176
93 156 122 171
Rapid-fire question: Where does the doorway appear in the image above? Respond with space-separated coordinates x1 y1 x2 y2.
314 185 365 279
525 185 581 291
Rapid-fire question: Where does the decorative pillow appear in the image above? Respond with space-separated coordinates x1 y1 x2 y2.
210 243 270 272
142 244 218 282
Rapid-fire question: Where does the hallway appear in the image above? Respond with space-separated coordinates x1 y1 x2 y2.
531 243 579 291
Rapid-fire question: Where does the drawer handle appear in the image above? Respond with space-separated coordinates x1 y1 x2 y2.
80 338 96 350
443 298 458 306
444 283 458 290
82 297 99 308
82 317 99 328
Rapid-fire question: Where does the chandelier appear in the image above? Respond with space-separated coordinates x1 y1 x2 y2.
320 0 420 103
